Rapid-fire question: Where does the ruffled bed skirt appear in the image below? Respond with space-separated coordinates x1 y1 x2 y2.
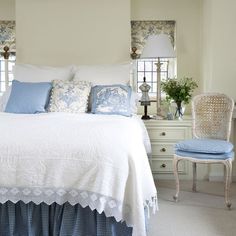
0 201 132 236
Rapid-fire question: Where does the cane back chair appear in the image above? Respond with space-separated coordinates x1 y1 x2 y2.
173 93 234 208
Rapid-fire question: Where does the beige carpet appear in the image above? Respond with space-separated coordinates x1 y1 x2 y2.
148 180 236 236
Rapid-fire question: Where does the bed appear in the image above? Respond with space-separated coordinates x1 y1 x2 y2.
0 63 157 236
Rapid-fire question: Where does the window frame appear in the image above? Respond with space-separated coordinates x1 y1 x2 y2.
0 53 15 95
134 58 176 99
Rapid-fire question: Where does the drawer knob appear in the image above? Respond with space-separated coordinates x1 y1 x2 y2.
160 148 166 152
161 163 166 168
161 132 166 136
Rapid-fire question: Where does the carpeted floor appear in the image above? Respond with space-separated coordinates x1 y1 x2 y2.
148 180 236 236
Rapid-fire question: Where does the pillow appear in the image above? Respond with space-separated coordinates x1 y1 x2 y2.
48 80 91 113
0 86 12 112
73 63 138 113
13 64 74 82
5 80 52 114
73 63 131 85
91 85 132 116
87 89 138 114
130 91 138 114
175 139 234 154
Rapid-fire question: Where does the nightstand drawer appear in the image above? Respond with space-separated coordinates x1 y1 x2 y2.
151 143 174 156
147 127 187 141
144 118 192 179
151 159 186 174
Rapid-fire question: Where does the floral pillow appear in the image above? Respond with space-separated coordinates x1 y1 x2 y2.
91 85 132 116
48 80 91 113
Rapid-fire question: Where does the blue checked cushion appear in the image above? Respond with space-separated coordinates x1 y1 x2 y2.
175 139 233 154
48 80 91 113
175 150 234 160
91 85 132 117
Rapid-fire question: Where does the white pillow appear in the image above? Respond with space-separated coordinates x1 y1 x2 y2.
73 63 131 85
0 86 12 112
130 91 139 114
13 64 74 82
74 63 138 114
0 83 54 113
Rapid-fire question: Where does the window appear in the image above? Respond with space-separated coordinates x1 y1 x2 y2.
131 20 176 98
0 20 16 95
135 58 176 98
0 54 15 95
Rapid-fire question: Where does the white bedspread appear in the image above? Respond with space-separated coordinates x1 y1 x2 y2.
0 112 157 236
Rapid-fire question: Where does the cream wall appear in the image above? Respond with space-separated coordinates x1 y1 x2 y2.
202 0 236 181
202 0 236 100
0 0 15 20
15 0 131 66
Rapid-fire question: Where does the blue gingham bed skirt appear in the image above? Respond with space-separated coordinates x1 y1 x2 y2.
0 201 132 236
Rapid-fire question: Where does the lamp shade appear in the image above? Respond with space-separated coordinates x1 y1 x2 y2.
140 34 176 58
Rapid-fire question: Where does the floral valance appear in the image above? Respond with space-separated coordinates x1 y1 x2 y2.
0 21 16 52
131 20 176 57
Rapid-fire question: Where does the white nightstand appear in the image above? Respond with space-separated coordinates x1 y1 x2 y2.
144 117 192 180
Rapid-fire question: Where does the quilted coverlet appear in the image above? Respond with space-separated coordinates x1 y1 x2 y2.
0 112 157 236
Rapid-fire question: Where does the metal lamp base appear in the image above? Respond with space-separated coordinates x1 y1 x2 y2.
141 114 151 120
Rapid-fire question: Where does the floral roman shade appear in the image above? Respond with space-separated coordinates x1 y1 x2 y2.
0 21 16 52
131 20 176 56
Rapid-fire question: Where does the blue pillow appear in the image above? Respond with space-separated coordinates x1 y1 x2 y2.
175 139 233 154
5 80 52 114
91 84 132 116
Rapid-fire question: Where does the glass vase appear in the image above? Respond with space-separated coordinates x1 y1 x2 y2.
175 101 185 119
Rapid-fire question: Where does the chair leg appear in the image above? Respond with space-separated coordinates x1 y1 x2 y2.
192 162 197 192
173 156 180 202
224 159 232 209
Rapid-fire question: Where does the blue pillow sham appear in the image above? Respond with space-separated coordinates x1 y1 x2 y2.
5 80 52 114
91 84 132 117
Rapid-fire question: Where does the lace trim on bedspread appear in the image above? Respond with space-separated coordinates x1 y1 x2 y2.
0 186 158 227
0 187 130 222
0 187 158 227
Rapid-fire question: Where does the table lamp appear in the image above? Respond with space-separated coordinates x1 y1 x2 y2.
140 34 176 118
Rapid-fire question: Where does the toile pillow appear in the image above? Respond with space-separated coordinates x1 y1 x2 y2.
48 80 91 113
91 84 132 117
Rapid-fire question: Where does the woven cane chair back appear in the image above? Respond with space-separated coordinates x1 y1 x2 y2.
192 93 234 141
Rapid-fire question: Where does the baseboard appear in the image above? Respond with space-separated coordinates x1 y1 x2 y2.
232 176 236 182
209 175 236 182
208 175 224 182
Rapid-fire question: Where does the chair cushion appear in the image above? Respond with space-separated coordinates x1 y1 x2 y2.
175 150 234 160
175 139 233 154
